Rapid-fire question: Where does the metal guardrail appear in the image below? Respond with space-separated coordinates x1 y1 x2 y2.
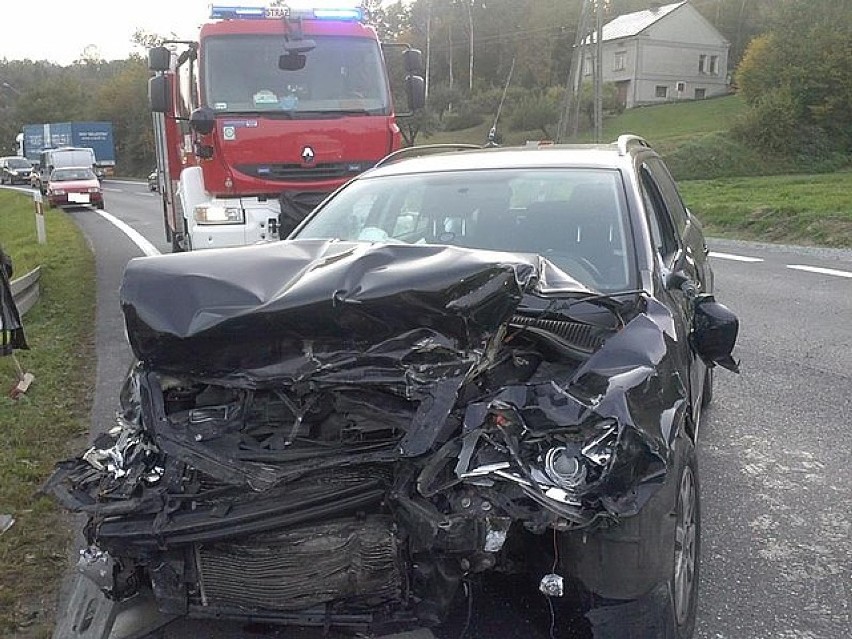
11 266 41 317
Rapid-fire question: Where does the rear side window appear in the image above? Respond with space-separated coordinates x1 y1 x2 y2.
640 165 679 264
645 157 688 233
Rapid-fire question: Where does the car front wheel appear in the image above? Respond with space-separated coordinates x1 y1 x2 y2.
558 434 700 638
673 456 699 636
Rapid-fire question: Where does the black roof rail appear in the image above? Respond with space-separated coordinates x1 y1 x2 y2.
615 134 651 156
374 143 484 169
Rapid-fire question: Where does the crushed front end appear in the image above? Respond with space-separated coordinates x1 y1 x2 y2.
45 241 689 631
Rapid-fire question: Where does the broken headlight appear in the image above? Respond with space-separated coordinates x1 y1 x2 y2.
527 421 618 497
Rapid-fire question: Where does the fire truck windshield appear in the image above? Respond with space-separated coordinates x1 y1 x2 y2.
203 35 391 115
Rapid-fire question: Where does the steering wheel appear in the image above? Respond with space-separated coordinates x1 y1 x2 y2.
543 251 604 286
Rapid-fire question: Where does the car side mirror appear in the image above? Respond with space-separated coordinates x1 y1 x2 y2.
691 295 739 373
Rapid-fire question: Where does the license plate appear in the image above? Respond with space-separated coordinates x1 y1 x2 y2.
68 193 90 203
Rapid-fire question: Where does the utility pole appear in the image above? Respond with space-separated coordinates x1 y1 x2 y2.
467 1 474 93
556 0 606 142
594 0 604 142
425 0 432 102
448 21 454 93
557 0 592 142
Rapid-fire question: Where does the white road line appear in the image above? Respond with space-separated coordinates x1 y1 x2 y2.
787 264 852 279
709 251 764 263
103 187 123 192
96 209 161 257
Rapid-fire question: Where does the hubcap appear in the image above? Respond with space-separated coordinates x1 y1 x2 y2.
674 465 696 626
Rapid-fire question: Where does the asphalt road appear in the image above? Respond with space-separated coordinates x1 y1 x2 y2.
37 180 852 638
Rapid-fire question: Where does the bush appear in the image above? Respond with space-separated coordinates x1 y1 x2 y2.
663 132 779 181
663 131 851 181
441 110 484 132
731 89 801 155
466 86 531 115
507 92 560 138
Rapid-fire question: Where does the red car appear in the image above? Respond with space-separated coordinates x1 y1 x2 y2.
46 167 104 209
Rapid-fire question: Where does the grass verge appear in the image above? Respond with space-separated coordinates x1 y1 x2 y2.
0 190 96 637
680 171 852 248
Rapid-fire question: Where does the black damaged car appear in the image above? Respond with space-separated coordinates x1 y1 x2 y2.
46 136 738 638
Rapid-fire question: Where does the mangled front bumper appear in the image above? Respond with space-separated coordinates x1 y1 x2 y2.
45 241 690 628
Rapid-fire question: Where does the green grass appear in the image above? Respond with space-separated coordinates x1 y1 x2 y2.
598 94 747 150
680 171 852 247
422 94 748 149
0 191 96 637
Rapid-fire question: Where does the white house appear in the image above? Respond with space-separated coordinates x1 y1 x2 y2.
585 2 730 109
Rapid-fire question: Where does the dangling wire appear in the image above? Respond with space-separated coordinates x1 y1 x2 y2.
458 579 474 639
549 528 559 639
486 57 516 147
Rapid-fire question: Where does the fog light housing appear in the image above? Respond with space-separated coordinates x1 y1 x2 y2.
194 204 244 225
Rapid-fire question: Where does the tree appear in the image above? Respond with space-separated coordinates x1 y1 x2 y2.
734 1 852 154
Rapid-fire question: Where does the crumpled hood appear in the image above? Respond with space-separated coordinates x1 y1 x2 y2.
121 240 589 381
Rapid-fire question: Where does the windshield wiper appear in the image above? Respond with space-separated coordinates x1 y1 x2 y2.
517 289 646 329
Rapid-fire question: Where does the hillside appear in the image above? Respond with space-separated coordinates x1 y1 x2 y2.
423 94 745 146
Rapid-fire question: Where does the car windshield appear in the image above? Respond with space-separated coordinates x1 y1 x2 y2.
203 35 391 114
51 168 95 181
295 168 636 292
5 158 31 169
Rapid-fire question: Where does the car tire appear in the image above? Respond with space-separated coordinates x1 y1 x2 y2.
700 367 713 408
558 435 699 639
171 233 187 253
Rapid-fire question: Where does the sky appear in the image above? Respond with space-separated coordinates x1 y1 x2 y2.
0 1 391 67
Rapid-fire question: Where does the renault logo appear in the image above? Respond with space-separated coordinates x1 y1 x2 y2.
301 146 315 164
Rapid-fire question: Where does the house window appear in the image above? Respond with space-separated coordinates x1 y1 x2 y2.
710 55 719 75
655 85 668 99
698 54 706 74
613 51 626 72
676 81 686 93
694 88 706 99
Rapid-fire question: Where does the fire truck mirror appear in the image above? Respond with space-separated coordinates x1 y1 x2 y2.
190 107 216 136
403 49 424 76
148 47 171 72
405 75 426 111
279 53 307 72
149 76 172 114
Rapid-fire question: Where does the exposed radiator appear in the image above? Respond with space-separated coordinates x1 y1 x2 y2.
196 516 403 612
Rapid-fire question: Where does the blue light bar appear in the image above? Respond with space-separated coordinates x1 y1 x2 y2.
210 5 268 20
313 7 363 20
210 3 364 22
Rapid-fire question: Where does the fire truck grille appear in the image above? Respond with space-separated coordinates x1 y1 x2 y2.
235 162 372 182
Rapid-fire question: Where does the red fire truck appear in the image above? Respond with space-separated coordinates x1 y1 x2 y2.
148 3 424 252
